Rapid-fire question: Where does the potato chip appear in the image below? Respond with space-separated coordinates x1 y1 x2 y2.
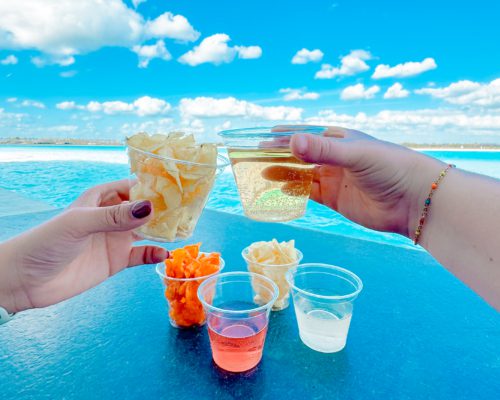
127 132 218 241
244 239 301 311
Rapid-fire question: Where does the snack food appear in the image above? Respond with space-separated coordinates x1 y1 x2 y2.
159 243 223 328
242 239 302 311
127 132 219 242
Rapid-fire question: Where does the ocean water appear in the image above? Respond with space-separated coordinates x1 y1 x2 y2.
1 145 499 249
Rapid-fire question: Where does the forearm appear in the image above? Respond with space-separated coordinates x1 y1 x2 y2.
408 157 500 310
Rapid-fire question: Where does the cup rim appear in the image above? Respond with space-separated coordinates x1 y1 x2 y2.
126 139 230 170
155 253 225 282
218 126 327 138
286 263 363 301
241 246 303 268
197 271 279 315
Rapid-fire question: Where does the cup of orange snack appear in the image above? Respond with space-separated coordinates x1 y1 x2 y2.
155 243 224 328
127 132 229 242
242 239 303 311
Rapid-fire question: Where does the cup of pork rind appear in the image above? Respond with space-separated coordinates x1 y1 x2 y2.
127 132 229 242
242 239 303 311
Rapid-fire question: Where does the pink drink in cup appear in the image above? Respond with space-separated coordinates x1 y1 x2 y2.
197 272 278 372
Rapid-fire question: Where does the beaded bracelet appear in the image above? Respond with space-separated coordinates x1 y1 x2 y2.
414 164 455 245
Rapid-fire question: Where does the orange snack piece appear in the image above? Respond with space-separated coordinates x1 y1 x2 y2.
163 243 221 327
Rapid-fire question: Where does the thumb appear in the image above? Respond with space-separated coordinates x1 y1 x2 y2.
69 200 153 236
290 133 358 168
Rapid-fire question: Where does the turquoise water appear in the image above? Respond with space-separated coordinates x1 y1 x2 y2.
1 145 499 249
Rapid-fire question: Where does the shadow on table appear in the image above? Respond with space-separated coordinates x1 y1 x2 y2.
210 361 266 399
162 324 266 399
263 308 353 397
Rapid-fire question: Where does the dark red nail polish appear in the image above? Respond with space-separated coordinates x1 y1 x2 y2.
131 200 151 219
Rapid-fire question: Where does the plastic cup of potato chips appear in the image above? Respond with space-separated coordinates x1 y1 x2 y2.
156 243 225 329
127 132 229 242
242 239 303 311
218 126 325 222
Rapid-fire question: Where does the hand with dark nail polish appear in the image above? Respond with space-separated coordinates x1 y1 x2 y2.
0 180 168 314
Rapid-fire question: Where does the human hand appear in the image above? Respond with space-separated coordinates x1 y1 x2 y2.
282 126 445 237
0 180 168 313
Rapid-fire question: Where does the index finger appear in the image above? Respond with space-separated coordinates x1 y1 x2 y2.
72 179 131 208
322 126 374 140
99 179 131 206
274 125 371 141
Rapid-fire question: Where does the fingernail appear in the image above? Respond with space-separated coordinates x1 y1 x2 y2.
155 248 170 261
293 135 308 156
131 200 151 219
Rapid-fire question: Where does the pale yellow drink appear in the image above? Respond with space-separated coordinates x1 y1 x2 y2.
228 148 314 222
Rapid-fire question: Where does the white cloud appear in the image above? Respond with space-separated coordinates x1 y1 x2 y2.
179 96 303 121
56 101 82 111
340 83 380 100
144 11 200 42
121 117 174 135
0 1 142 58
60 70 78 78
87 100 133 114
305 108 500 141
291 48 324 64
132 0 146 8
6 97 17 103
32 55 75 67
50 124 79 133
19 99 46 109
372 57 437 79
315 50 372 79
56 96 171 116
0 54 18 65
132 40 171 68
0 1 198 66
384 82 410 99
132 96 172 116
235 45 262 59
280 88 320 101
181 118 205 134
178 34 262 66
215 120 232 132
0 107 25 120
415 78 500 107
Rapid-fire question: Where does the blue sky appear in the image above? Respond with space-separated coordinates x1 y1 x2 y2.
0 0 499 143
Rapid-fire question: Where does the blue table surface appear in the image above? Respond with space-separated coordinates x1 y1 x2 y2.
0 208 499 400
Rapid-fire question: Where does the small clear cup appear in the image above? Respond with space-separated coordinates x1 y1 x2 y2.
197 272 278 372
127 140 229 242
286 264 363 353
155 255 225 329
218 126 326 222
242 246 303 311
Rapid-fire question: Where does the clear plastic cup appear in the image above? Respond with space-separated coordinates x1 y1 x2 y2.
286 264 363 353
218 126 326 222
242 246 303 311
127 141 229 242
197 272 279 372
155 255 225 329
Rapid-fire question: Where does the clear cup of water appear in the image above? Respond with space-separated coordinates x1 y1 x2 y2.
286 264 363 353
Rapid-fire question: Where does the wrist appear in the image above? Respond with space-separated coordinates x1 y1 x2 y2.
0 240 31 314
405 153 448 243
